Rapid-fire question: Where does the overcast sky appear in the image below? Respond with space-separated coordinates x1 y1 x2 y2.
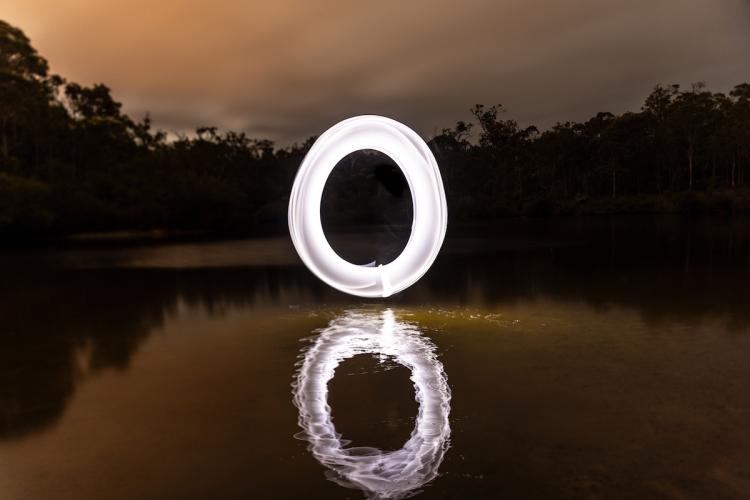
5 0 750 144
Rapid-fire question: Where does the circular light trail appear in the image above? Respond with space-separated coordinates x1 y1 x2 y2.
292 309 451 498
288 115 447 297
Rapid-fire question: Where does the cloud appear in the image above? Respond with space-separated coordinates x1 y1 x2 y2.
5 0 750 144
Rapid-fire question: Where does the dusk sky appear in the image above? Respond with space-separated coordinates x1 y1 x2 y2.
5 0 750 144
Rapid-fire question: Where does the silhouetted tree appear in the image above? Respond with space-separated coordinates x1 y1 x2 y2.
1 18 750 240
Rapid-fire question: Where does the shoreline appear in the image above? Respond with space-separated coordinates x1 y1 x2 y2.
1 200 748 250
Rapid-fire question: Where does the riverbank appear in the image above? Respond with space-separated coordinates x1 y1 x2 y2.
2 189 750 248
452 189 750 218
544 189 750 216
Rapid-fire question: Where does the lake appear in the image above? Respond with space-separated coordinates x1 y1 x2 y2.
0 215 749 499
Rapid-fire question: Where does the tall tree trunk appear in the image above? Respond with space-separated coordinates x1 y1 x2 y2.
611 160 617 199
727 228 733 265
687 142 694 192
740 161 744 187
656 162 661 194
70 126 77 178
731 150 736 189
669 159 676 192
683 228 692 283
1 116 8 162
502 162 506 199
711 156 716 190
34 132 40 171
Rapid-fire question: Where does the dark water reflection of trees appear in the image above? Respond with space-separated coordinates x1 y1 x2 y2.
0 216 748 439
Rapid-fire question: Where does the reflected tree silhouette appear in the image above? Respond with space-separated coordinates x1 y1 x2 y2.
0 215 748 439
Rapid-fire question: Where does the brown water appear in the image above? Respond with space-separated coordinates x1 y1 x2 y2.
0 216 749 499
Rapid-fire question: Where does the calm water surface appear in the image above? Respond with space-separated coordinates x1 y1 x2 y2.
1 216 749 499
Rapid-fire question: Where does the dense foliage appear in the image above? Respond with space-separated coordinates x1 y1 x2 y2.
2 20 749 239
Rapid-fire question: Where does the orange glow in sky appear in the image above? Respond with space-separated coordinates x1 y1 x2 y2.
5 0 750 143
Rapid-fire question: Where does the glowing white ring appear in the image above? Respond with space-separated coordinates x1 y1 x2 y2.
293 310 451 498
288 115 447 297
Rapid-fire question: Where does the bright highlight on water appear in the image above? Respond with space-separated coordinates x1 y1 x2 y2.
292 309 451 498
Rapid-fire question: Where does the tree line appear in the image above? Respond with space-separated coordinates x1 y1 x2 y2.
2 19 749 240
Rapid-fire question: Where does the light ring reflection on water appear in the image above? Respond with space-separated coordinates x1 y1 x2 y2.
287 115 448 298
293 310 451 499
